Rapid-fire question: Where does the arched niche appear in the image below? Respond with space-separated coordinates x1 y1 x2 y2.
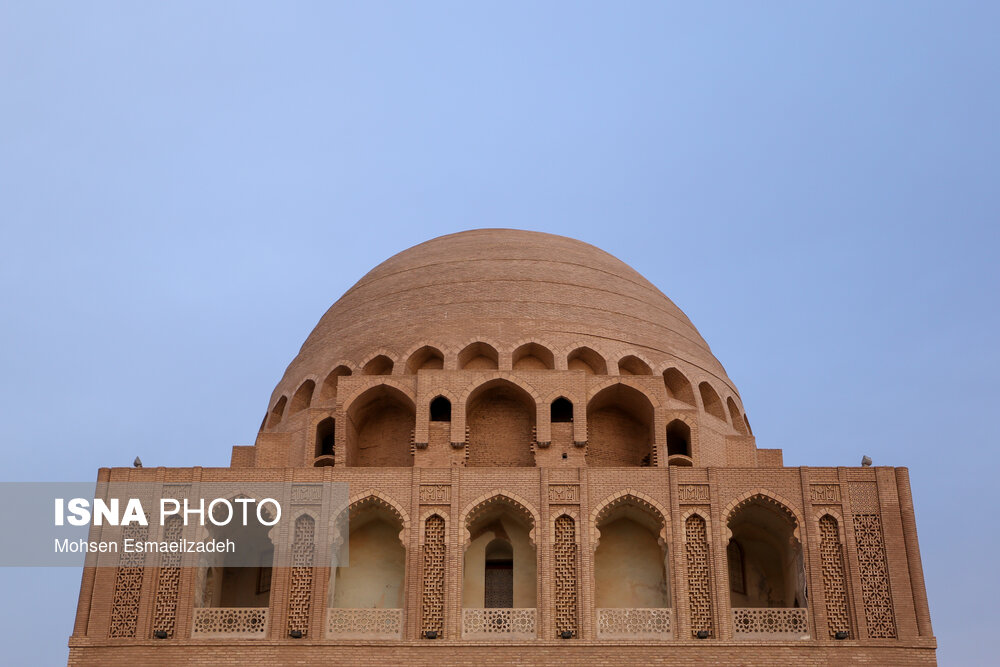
726 496 806 610
195 499 277 610
699 382 726 422
289 380 315 415
363 355 394 376
618 355 652 376
267 396 287 428
567 346 607 375
314 417 336 465
466 379 536 467
727 397 748 435
512 343 554 370
406 346 444 374
458 342 499 370
330 500 406 610
462 498 537 609
586 384 654 467
345 385 415 467
594 497 670 609
663 368 695 406
319 365 352 403
666 419 691 458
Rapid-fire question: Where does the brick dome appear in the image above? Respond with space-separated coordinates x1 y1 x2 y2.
268 228 738 409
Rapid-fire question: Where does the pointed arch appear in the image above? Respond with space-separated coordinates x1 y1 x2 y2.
618 354 652 376
699 382 726 422
512 342 554 370
465 378 537 467
319 365 352 403
362 354 394 376
406 345 444 374
344 384 415 467
567 346 607 375
289 379 315 415
586 383 655 467
727 397 748 435
663 367 696 405
266 396 287 428
458 341 499 370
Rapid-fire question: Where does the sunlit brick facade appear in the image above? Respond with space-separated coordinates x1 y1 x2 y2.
68 229 936 665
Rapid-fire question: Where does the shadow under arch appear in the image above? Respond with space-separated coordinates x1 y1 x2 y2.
344 384 416 467
465 378 537 467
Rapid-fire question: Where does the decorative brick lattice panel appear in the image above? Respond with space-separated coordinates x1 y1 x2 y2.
421 515 446 637
191 608 269 637
553 515 578 637
597 608 671 639
286 515 315 636
853 513 897 638
732 608 808 637
462 608 536 638
109 522 148 638
151 517 183 638
326 608 403 639
819 515 852 638
685 514 714 637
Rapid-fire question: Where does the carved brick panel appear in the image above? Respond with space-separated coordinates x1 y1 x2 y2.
421 515 446 637
678 484 710 503
553 515 578 637
685 514 714 637
419 485 451 503
819 515 852 638
548 484 579 503
853 513 897 638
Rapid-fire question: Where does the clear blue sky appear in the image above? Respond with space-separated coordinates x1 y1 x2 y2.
1 2 996 664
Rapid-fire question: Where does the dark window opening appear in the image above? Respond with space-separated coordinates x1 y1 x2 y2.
551 397 573 423
666 419 691 457
430 396 452 422
316 417 336 458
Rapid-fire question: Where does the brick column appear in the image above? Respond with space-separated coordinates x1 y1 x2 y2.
895 468 933 637
577 467 595 639
538 468 552 639
708 468 729 639
799 467 827 640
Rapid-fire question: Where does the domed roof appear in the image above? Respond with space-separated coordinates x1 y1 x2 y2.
270 229 737 402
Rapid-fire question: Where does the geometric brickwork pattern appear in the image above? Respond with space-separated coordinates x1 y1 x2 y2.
191 607 268 637
684 514 714 638
597 607 671 637
849 482 880 513
462 608 536 637
151 517 183 638
819 515 852 638
553 515 579 637
853 513 897 638
421 515 446 637
108 522 148 638
732 607 808 635
326 608 403 638
287 514 316 637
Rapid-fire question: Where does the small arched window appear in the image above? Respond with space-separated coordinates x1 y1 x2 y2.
666 419 691 457
484 538 514 609
551 397 573 423
429 396 452 422
315 417 336 460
